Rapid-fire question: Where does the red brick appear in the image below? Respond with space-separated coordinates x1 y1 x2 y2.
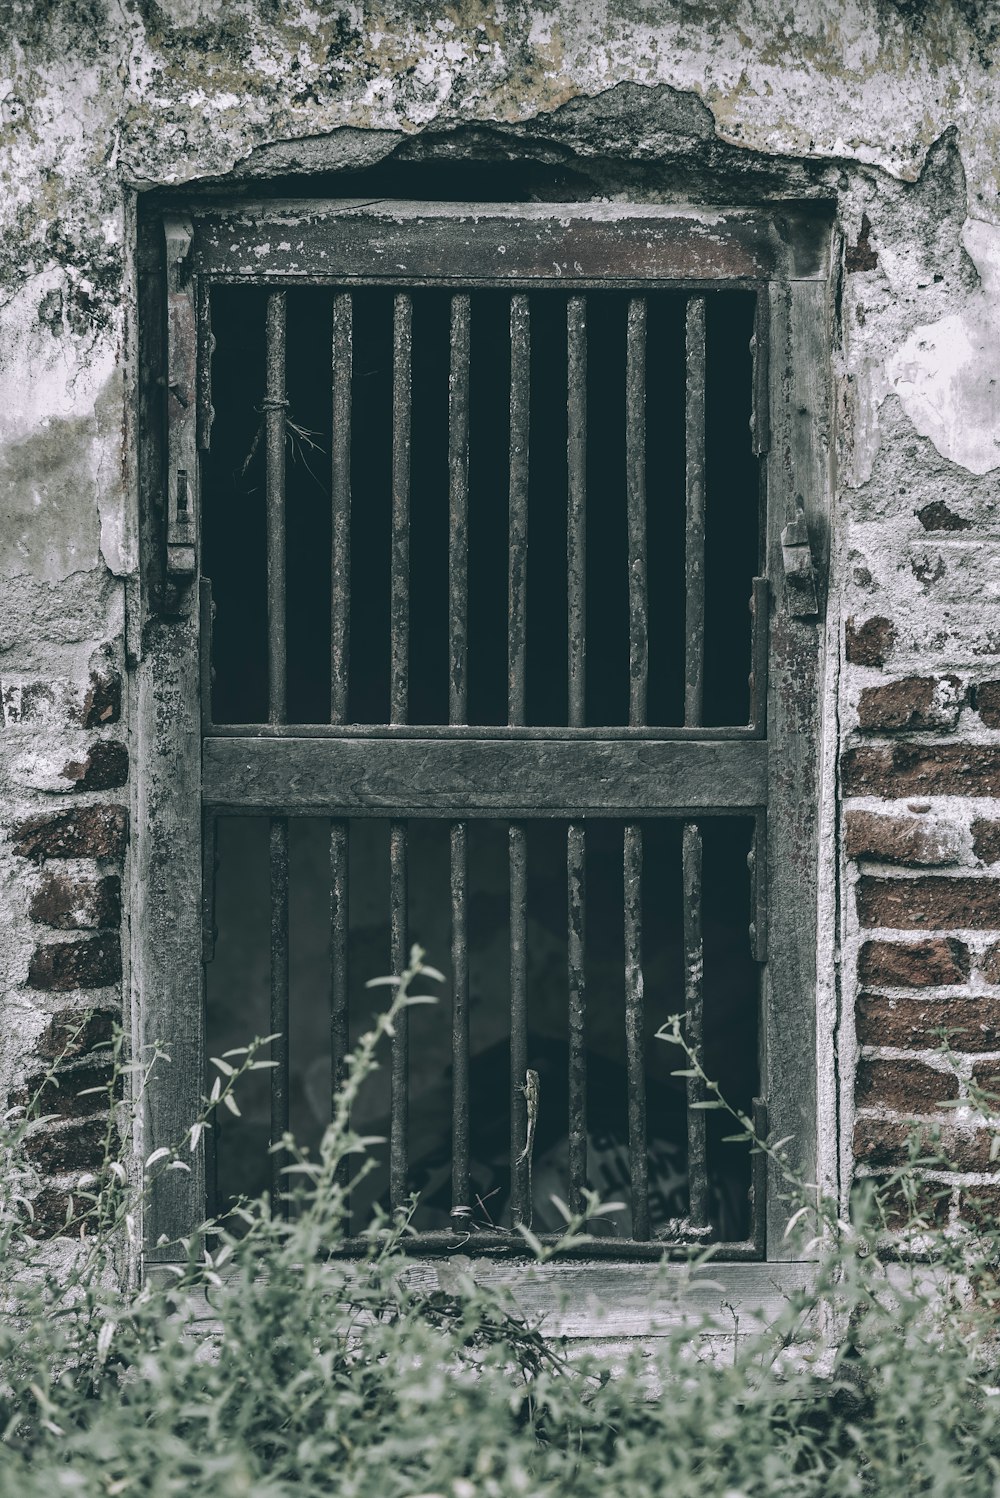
856 1057 957 1111
79 669 121 728
853 1117 994 1171
35 1005 118 1061
972 820 1000 865
29 872 120 931
957 1185 1000 1231
857 993 1000 1051
24 1116 111 1173
980 941 1000 984
857 675 964 733
26 1188 96 1240
61 741 128 792
11 1061 115 1120
12 805 128 863
27 934 121 991
972 1061 1000 1100
846 615 896 667
842 743 1000 798
875 1178 952 1229
857 876 1000 930
975 681 1000 730
858 938 969 987
845 215 878 273
845 811 961 867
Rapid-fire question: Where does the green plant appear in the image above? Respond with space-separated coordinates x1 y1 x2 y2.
1 958 1000 1496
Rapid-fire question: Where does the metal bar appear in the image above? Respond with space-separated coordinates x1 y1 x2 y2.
208 722 761 743
389 821 409 1212
450 822 470 1214
449 294 471 725
265 291 287 725
509 823 528 1224
567 296 587 728
749 813 768 963
329 820 349 1096
752 1097 768 1258
197 274 214 453
327 1229 764 1262
201 811 217 965
391 294 412 726
751 286 770 458
508 294 530 726
749 575 769 734
685 295 707 728
567 822 587 1216
269 816 290 1218
199 575 215 730
623 823 649 1240
626 297 648 727
331 292 353 725
683 821 708 1229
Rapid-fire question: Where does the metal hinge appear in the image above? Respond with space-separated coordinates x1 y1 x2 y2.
780 497 818 618
164 214 198 587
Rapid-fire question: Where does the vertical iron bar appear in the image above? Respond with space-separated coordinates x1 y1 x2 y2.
752 1097 768 1257
389 821 408 1212
201 811 217 965
329 820 349 1100
450 822 470 1214
749 575 769 734
683 820 708 1229
199 575 215 731
449 294 471 726
626 297 648 728
269 816 290 1219
685 296 707 728
567 822 587 1216
509 294 530 727
509 823 528 1224
331 292 352 725
623 823 649 1240
567 296 587 728
265 291 287 726
391 294 412 726
749 813 768 963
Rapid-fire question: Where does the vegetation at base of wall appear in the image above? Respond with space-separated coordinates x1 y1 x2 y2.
2 955 1000 1496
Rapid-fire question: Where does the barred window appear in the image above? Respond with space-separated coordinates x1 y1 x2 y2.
139 200 831 1316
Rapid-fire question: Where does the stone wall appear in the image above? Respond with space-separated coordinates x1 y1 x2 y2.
3 0 1000 1253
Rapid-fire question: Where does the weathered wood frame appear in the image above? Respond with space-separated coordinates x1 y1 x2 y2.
137 199 833 1300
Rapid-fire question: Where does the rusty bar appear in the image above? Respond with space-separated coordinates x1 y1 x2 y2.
389 820 409 1212
329 819 349 1096
626 297 648 727
567 295 587 728
685 295 706 728
449 293 471 725
623 822 649 1240
391 294 412 726
567 821 587 1216
509 822 528 1224
683 820 708 1229
450 822 470 1214
509 294 530 727
265 291 287 726
269 815 290 1219
331 292 353 725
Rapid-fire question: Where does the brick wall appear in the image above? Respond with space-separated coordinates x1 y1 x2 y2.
843 601 1000 1221
1 663 127 1236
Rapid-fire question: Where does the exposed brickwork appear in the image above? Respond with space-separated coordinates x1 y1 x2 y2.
11 1060 115 1120
24 1117 112 1173
13 804 128 862
916 500 971 532
27 934 122 991
79 669 121 728
957 1185 1000 1230
844 213 878 272
980 942 1000 985
972 1060 1000 1098
61 740 128 791
845 615 896 668
972 819 1000 865
853 1117 995 1172
29 872 120 931
35 1005 118 1061
857 992 1000 1051
856 1057 958 1111
845 811 962 867
842 744 1000 799
867 1177 951 1229
975 681 1000 730
26 1187 94 1240
857 877 1000 930
858 938 969 987
857 675 964 733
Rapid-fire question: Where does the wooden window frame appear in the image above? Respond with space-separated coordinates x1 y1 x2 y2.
135 198 833 1323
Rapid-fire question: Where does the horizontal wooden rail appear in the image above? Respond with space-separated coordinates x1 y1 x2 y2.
202 737 767 815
